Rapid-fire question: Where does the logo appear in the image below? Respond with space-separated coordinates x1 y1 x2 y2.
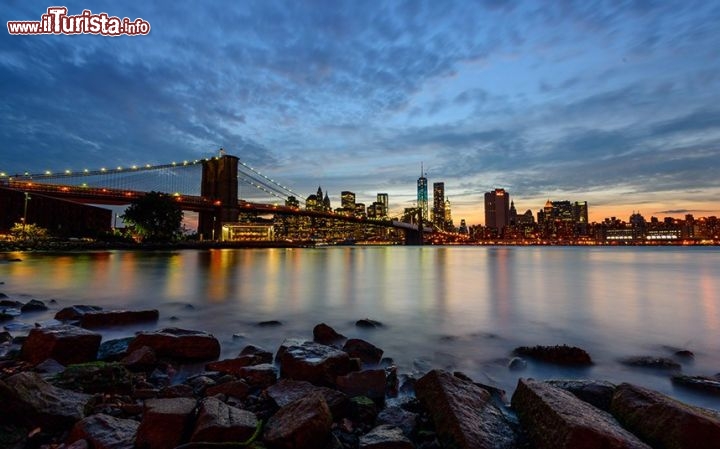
7 7 151 36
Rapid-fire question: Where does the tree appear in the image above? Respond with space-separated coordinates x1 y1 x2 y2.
10 222 49 241
121 192 183 242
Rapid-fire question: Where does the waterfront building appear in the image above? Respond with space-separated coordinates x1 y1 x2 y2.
444 198 454 231
432 182 445 230
484 188 510 232
377 193 389 217
417 166 428 222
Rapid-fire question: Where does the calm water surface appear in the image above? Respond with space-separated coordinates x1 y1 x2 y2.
2 246 719 409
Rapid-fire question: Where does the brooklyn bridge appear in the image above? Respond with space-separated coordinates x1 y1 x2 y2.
0 153 443 244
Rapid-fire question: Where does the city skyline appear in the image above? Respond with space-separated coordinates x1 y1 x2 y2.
2 1 720 225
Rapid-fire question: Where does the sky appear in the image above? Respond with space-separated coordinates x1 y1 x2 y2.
2 0 720 225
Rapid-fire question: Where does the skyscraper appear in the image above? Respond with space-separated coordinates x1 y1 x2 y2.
484 188 510 231
341 191 355 209
377 193 389 218
417 165 428 222
432 182 445 230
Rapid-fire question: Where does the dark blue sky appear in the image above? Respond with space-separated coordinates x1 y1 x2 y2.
2 0 719 223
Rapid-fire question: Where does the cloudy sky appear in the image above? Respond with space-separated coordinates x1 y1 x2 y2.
2 0 719 225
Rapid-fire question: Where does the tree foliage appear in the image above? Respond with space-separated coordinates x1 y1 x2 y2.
10 222 50 241
121 191 184 242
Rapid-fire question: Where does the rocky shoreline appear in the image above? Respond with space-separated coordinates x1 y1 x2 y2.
1 299 720 449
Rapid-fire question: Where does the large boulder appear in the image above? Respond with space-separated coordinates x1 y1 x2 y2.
512 345 592 366
67 413 139 449
620 356 681 371
55 305 103 321
671 374 720 396
127 328 220 362
79 309 159 328
234 363 278 389
546 379 617 412
275 338 357 386
512 379 650 449
0 372 90 431
313 322 347 346
206 355 267 375
611 382 720 449
20 325 101 366
266 379 348 418
376 406 418 438
263 393 333 449
359 425 414 449
343 338 384 366
135 398 197 449
51 361 133 394
190 397 258 443
336 369 387 401
415 369 517 449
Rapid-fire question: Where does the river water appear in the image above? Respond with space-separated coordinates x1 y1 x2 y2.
1 246 719 409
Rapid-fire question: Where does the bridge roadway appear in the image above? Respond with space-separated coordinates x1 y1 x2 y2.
4 180 419 230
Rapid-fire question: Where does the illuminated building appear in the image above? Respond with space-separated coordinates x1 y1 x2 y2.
377 193 388 217
484 188 510 231
221 223 274 241
433 182 445 230
444 198 453 230
417 165 428 222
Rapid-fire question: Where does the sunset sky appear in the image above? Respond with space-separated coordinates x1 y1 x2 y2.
2 1 719 225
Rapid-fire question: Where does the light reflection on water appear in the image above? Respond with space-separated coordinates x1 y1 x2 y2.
1 246 719 409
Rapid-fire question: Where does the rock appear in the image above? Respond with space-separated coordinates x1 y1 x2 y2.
507 357 527 371
512 379 649 449
191 397 258 443
135 398 196 449
235 363 278 388
546 379 617 412
267 379 348 418
376 406 418 437
264 393 333 449
97 337 133 361
675 350 695 359
336 369 387 401
206 355 266 374
159 384 195 398
276 338 357 386
121 346 157 371
55 305 103 321
314 322 347 346
0 330 13 343
52 361 133 394
33 358 66 375
356 318 383 329
620 356 681 370
359 424 414 449
205 379 251 399
79 309 159 328
20 325 101 366
20 299 48 312
1 299 23 308
257 319 282 327
512 345 593 366
611 382 720 449
0 311 13 321
67 413 139 449
239 344 274 363
415 369 517 449
0 372 90 430
343 338 384 366
350 395 379 424
672 374 720 395
127 328 220 362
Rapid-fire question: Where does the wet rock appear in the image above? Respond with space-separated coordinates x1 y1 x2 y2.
159 383 195 398
0 330 13 343
52 361 133 394
239 344 274 363
0 372 90 431
264 393 333 449
336 369 387 401
0 311 13 321
351 395 380 424
546 379 617 412
377 406 418 438
360 424 414 449
55 305 103 321
33 358 66 375
675 350 695 359
314 322 347 346
257 319 282 327
512 379 649 449
344 338 384 366
20 299 48 312
79 309 159 328
206 355 266 374
205 379 251 399
415 369 517 449
67 413 139 449
267 379 348 418
127 328 220 362
191 397 258 443
97 337 133 361
671 374 720 395
235 363 278 388
620 356 681 370
1 299 23 308
611 382 720 449
356 318 383 329
121 345 157 371
276 338 357 386
508 357 527 371
135 398 196 449
512 344 592 366
20 325 101 366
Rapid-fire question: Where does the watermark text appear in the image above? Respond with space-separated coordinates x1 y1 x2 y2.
7 7 151 36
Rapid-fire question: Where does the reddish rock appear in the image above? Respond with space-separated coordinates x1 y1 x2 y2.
267 379 348 417
512 379 650 449
135 398 196 449
239 344 274 363
236 363 278 388
264 393 333 449
343 338 384 366
127 328 220 362
611 382 720 449
671 374 720 396
79 309 159 328
415 369 517 449
159 384 195 398
20 299 48 312
512 345 593 366
206 355 264 374
20 325 101 366
313 322 347 346
67 413 139 449
336 369 387 401
190 397 258 443
376 406 418 438
276 338 357 386
546 379 617 412
359 424 414 449
205 379 251 399
0 372 90 431
55 305 103 321
121 346 157 371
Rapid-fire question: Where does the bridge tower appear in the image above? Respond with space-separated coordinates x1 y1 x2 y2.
198 154 239 240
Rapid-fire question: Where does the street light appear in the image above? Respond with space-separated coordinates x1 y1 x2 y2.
22 192 31 239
